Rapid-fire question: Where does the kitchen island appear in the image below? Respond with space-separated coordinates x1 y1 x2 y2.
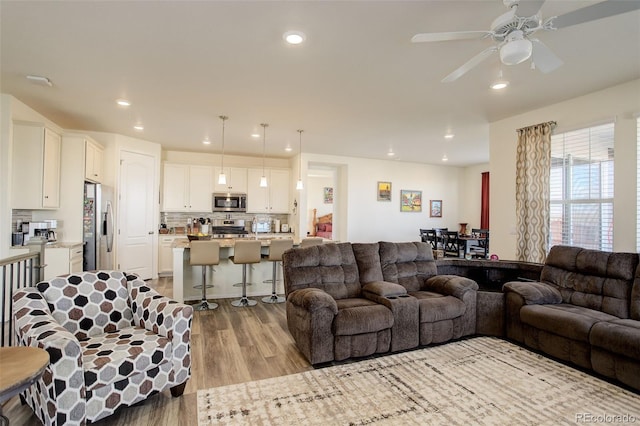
172 236 297 303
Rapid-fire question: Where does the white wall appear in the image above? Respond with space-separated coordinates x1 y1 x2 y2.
297 153 467 243
490 79 640 260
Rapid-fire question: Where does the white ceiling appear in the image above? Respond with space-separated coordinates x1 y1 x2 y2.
1 1 639 166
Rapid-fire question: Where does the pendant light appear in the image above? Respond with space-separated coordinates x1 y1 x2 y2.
260 123 268 187
296 129 304 190
218 115 228 185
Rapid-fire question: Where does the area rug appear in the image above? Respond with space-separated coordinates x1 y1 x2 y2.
197 337 640 425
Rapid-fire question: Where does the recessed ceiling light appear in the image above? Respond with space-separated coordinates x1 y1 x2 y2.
442 154 449 162
444 133 454 139
490 81 509 90
387 151 395 157
203 138 211 145
116 99 131 107
133 124 144 131
251 133 260 138
284 146 292 152
283 31 306 45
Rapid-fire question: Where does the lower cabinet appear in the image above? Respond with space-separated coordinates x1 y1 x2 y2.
45 244 83 280
159 235 184 275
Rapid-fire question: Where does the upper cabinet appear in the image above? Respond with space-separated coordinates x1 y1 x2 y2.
213 167 247 193
246 168 290 214
84 139 104 183
12 122 61 209
162 163 213 212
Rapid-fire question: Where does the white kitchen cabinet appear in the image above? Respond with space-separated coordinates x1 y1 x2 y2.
84 139 104 183
213 167 247 193
247 168 290 214
12 122 62 209
45 243 83 280
158 235 185 275
162 163 213 212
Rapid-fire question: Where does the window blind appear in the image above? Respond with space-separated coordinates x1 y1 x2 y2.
549 122 614 251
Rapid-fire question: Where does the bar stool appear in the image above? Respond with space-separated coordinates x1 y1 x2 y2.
300 237 323 248
262 239 293 304
189 240 220 311
230 240 262 307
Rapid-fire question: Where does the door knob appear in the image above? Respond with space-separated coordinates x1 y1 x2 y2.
148 231 154 235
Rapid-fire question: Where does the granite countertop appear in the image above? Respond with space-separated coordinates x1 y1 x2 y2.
11 241 84 249
47 241 84 249
173 236 296 249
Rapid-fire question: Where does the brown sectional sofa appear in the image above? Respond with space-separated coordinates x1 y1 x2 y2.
503 245 640 391
283 241 640 393
282 241 478 364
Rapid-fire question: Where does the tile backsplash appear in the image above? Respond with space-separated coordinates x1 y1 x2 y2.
160 212 289 233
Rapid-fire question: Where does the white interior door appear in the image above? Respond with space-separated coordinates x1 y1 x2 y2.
118 151 155 279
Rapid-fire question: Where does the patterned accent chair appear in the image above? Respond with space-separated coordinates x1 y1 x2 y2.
13 271 193 425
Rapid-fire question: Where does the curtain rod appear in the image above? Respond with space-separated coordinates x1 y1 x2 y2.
517 121 557 132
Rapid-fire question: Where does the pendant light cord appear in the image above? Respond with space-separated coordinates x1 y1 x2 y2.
261 123 268 175
297 129 303 180
219 115 228 170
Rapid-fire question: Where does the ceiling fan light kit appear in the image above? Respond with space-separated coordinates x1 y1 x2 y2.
411 0 640 83
499 31 532 65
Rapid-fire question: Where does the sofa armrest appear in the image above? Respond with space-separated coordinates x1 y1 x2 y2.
13 288 86 422
287 288 338 314
128 278 193 385
424 275 479 299
503 281 562 305
362 281 407 299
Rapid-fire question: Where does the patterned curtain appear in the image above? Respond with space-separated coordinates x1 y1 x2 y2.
515 121 554 263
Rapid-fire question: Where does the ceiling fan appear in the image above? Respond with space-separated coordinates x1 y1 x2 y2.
411 0 640 83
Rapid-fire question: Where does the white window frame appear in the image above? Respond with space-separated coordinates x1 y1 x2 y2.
549 123 614 252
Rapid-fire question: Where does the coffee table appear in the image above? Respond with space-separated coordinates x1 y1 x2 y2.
0 347 49 425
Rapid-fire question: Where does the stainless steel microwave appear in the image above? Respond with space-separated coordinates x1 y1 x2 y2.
212 193 247 212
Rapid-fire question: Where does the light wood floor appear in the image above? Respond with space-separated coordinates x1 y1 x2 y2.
4 277 313 425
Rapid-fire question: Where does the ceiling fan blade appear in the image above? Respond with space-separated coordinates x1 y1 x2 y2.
441 46 498 83
551 0 640 29
515 0 547 17
531 39 563 73
411 31 492 43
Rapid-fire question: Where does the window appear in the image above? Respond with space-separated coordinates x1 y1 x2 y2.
549 123 614 251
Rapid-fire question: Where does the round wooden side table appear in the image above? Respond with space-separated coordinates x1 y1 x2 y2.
0 347 49 425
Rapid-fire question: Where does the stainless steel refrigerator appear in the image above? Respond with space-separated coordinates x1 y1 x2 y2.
83 182 114 271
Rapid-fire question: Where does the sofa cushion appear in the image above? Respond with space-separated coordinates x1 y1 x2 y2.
409 291 466 323
80 325 171 391
590 319 640 361
352 243 384 283
283 243 361 300
333 298 394 336
541 246 639 319
520 304 618 342
379 242 437 292
36 271 134 340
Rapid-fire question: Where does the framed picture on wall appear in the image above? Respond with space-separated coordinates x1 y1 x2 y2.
324 187 334 204
377 181 392 201
430 200 442 217
400 190 422 212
